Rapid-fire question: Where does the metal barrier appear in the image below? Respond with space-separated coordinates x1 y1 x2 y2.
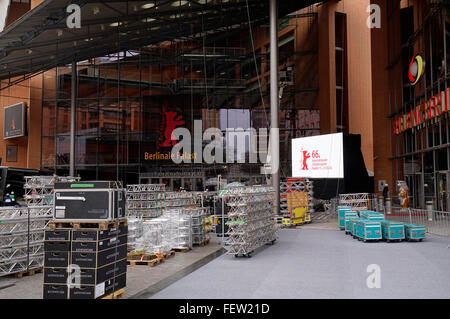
388 206 450 237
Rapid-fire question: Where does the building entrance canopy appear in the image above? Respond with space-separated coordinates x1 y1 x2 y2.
0 0 321 86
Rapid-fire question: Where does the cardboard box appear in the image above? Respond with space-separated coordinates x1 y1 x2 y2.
69 273 126 299
44 251 70 268
72 225 128 241
71 244 127 268
43 284 68 299
71 235 127 253
45 230 71 241
44 241 71 252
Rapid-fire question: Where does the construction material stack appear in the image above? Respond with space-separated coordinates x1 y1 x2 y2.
162 209 192 251
338 193 369 211
0 176 76 278
43 181 128 299
280 179 314 223
163 192 196 209
0 207 50 277
127 217 143 250
125 184 165 218
183 207 211 246
221 185 276 257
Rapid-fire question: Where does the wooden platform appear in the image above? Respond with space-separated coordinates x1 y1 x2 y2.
127 254 164 267
172 247 191 253
49 219 127 230
101 288 125 299
13 267 43 279
163 250 176 259
193 239 210 247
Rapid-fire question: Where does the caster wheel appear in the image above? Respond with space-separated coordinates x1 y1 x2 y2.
363 239 367 243
419 239 423 242
387 240 390 243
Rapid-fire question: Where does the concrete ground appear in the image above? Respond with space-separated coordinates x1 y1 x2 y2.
0 238 224 299
151 228 450 299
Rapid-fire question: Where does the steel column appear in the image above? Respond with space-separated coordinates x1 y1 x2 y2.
270 0 280 214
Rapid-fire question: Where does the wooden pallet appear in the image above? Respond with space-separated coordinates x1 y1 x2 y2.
49 219 127 230
193 239 210 247
101 288 125 299
127 254 164 267
172 247 191 253
13 267 43 279
163 250 175 259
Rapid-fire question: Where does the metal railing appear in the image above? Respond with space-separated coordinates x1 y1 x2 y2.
387 206 450 237
332 195 450 237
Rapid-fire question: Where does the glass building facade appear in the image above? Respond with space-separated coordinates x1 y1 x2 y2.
389 2 450 210
40 23 321 188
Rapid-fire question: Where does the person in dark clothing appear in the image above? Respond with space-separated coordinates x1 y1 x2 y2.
382 184 389 202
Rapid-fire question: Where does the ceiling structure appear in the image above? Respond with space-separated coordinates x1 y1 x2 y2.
0 0 323 85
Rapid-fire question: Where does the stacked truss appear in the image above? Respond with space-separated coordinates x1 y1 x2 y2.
339 193 369 211
183 207 211 245
220 185 277 257
0 206 51 276
163 192 196 209
126 184 166 218
280 178 314 217
0 175 77 277
136 218 173 254
24 176 80 206
127 217 143 250
162 209 192 250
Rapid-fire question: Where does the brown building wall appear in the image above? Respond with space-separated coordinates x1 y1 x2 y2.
318 0 374 173
5 2 30 27
371 0 395 195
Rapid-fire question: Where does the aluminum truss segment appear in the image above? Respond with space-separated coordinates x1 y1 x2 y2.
220 185 277 257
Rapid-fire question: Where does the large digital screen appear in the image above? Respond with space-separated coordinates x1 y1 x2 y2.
292 133 344 178
4 102 25 139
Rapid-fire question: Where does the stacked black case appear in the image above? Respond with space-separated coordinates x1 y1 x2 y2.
43 224 128 299
53 181 126 221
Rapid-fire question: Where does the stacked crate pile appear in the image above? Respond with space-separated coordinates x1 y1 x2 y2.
0 175 75 278
43 221 128 299
43 181 128 299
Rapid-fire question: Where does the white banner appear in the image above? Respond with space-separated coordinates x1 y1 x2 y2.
292 133 344 178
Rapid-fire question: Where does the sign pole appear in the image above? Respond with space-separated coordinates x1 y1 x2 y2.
270 0 280 215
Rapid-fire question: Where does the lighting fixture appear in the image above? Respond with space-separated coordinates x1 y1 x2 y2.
141 3 155 9
171 1 188 7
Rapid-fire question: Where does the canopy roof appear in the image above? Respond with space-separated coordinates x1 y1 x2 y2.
0 0 321 83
